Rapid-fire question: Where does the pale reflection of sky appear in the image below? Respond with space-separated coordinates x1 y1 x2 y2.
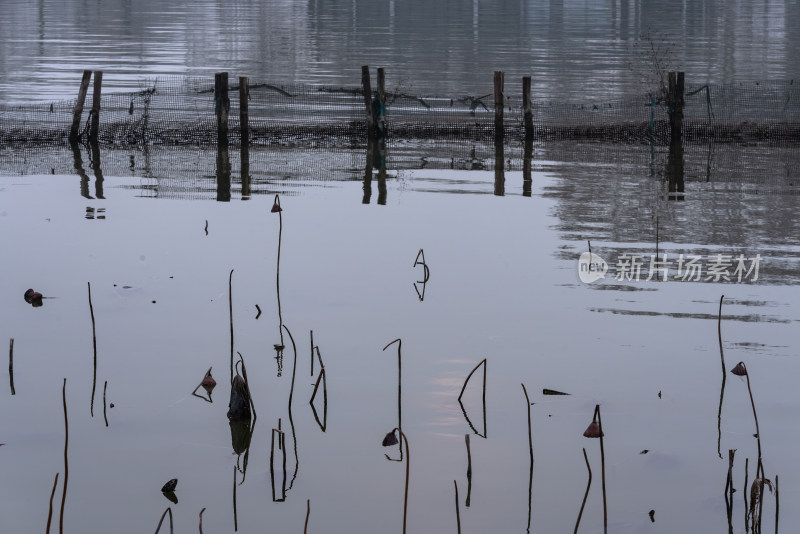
1 160 799 532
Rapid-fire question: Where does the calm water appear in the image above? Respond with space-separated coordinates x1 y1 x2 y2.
2 1 800 532
1 143 799 532
1 0 799 103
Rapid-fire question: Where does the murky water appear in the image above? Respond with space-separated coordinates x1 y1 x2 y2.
1 142 799 532
1 0 798 103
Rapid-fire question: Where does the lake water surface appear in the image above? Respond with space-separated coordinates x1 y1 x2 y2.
1 142 799 533
1 0 799 103
2 1 799 532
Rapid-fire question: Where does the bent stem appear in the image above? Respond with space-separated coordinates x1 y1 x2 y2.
717 295 726 459
574 448 592 534
383 338 403 458
522 383 534 532
393 427 410 534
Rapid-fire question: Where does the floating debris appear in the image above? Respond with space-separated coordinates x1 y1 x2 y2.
649 509 655 522
542 388 570 396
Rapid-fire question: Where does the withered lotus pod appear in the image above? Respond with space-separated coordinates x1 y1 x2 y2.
201 371 216 390
731 362 748 376
583 421 604 438
24 288 35 302
161 478 178 493
382 430 399 447
271 195 282 213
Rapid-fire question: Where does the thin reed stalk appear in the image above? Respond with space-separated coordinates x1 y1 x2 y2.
8 338 14 395
88 282 97 416
103 380 109 427
229 269 234 385
59 378 68 534
574 448 592 534
454 480 461 534
46 472 59 534
154 507 173 534
521 383 534 532
717 295 726 459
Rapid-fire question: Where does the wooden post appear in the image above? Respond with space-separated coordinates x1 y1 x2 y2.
239 76 249 149
88 71 102 142
69 70 92 141
240 77 251 199
667 72 685 199
668 71 685 147
361 65 374 140
377 68 386 104
215 72 230 148
494 71 504 144
522 76 533 140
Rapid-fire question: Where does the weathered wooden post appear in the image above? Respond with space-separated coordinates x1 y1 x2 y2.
494 71 505 196
669 71 685 147
375 67 387 139
215 72 230 148
88 71 102 142
522 76 533 140
215 72 231 202
239 76 249 149
667 72 685 199
239 76 251 198
361 65 374 140
493 71 504 144
69 70 92 141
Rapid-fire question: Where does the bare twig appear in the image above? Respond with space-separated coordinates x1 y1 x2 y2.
154 507 173 534
59 378 68 534
454 480 461 534
8 338 14 395
88 282 97 416
103 380 109 427
46 472 59 534
522 383 534 532
574 448 592 534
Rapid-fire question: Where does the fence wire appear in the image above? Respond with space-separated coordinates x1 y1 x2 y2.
1 76 798 148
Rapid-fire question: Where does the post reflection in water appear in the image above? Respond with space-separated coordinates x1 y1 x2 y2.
216 143 231 202
241 144 251 200
494 138 504 197
522 136 533 197
363 140 387 205
666 140 684 200
70 140 93 199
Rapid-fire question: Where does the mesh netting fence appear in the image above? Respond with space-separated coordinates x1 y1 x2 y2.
1 76 798 148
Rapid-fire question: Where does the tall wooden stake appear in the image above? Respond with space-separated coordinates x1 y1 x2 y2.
88 71 102 142
361 65 374 139
522 76 533 139
69 70 92 141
